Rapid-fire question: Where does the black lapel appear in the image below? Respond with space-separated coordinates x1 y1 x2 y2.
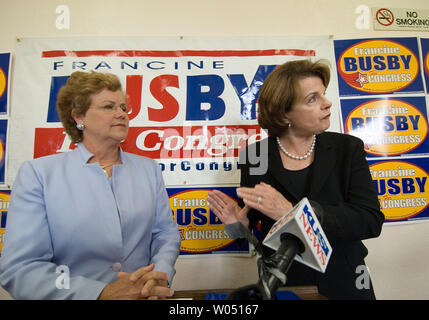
308 132 338 198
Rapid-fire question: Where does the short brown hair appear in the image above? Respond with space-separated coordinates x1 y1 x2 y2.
56 71 123 143
257 59 330 137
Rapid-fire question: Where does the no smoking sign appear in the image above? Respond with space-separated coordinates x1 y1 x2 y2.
373 7 429 31
376 8 394 26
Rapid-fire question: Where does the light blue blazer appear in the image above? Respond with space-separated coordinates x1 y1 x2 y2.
0 143 181 299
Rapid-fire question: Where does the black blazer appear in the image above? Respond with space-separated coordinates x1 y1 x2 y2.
239 132 385 299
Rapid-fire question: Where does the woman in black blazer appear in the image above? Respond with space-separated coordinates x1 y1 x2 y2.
208 59 384 300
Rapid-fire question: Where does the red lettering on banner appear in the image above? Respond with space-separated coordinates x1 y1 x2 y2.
126 75 142 121
34 128 76 158
126 75 180 122
149 75 180 121
33 125 263 159
124 125 262 158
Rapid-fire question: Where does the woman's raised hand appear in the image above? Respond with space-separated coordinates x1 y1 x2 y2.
207 189 250 227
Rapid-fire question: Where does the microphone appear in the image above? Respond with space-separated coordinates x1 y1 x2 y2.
225 197 332 300
255 198 332 299
262 197 332 273
259 233 305 299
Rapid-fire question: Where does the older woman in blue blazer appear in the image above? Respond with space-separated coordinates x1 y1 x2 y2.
208 59 384 300
0 71 181 299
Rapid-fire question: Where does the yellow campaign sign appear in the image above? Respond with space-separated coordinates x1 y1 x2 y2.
0 67 6 98
0 192 10 255
425 49 429 79
170 189 234 253
0 139 3 164
345 98 428 156
337 39 419 94
370 161 429 221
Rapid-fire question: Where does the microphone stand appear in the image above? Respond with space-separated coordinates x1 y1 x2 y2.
227 233 305 300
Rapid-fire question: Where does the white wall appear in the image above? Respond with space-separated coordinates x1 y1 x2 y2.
1 0 429 300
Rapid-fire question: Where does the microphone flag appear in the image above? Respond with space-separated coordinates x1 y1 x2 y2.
262 197 332 273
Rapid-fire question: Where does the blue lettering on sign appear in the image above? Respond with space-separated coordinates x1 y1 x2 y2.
395 116 408 131
343 55 412 72
95 61 112 70
209 210 222 225
181 161 191 171
186 75 225 121
46 65 275 123
400 55 412 69
387 56 400 70
303 204 329 256
416 177 427 192
176 208 192 226
228 65 277 120
387 179 401 195
351 117 364 130
373 56 386 70
1 211 7 229
146 61 165 70
192 208 208 225
408 115 420 130
351 115 421 132
175 208 222 226
402 178 415 194
344 57 357 72
374 177 427 196
47 76 69 122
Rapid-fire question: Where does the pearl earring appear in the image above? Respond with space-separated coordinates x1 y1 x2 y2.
76 123 85 130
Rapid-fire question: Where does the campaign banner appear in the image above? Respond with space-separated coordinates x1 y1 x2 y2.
334 38 424 96
341 97 429 158
7 36 337 254
0 53 11 115
7 37 338 187
369 158 429 223
0 190 10 257
167 186 248 255
421 38 429 93
0 119 7 184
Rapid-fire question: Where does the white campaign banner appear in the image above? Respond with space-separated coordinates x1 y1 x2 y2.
7 36 339 188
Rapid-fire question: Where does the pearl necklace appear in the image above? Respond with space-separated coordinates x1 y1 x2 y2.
276 135 316 160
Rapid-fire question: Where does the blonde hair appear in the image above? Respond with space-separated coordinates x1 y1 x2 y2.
56 71 123 143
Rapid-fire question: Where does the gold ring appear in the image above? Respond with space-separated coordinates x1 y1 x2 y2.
257 196 262 205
